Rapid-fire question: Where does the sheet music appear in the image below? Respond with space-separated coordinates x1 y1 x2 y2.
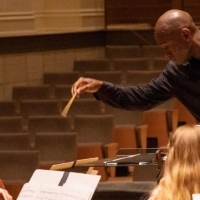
65 172 100 191
17 169 101 200
192 194 200 200
29 169 64 185
61 184 93 200
17 183 89 200
17 183 39 200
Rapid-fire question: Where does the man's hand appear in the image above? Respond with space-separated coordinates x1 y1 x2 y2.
71 77 103 98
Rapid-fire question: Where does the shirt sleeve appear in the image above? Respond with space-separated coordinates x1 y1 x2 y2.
93 72 173 111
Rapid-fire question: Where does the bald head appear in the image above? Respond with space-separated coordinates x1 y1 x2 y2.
155 9 197 44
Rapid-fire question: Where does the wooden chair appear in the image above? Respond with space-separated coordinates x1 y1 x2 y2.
174 98 197 125
102 142 119 178
112 125 138 177
141 45 164 67
43 72 80 86
0 100 18 116
0 116 24 133
0 150 39 181
61 98 102 116
34 132 77 170
166 108 179 133
0 150 39 200
103 104 143 126
113 124 148 149
12 85 51 101
28 115 72 133
73 114 117 181
84 71 123 84
113 125 137 149
113 58 150 83
113 124 148 177
143 110 169 148
0 133 31 150
73 59 112 74
126 70 162 85
74 114 114 144
28 115 72 146
141 45 164 58
152 57 168 70
54 84 94 99
136 124 148 148
105 45 142 59
19 99 60 119
112 58 149 71
76 143 109 181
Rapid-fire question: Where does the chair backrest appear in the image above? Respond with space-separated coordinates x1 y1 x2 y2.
61 98 102 117
166 109 179 133
0 150 39 182
126 70 162 84
105 45 142 59
73 60 112 74
152 57 168 70
28 115 72 133
84 71 122 84
76 143 108 181
35 132 77 166
54 85 94 99
28 115 72 145
141 45 164 68
136 124 148 148
104 104 143 126
74 114 114 144
174 98 197 125
43 72 80 85
113 125 137 148
112 58 149 71
141 45 164 58
0 133 31 150
0 101 17 116
12 85 51 101
0 116 24 133
20 100 60 118
143 110 169 147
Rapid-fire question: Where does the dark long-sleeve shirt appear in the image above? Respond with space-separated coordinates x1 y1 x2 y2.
94 57 200 122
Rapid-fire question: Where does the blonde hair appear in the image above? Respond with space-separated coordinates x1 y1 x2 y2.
150 125 200 200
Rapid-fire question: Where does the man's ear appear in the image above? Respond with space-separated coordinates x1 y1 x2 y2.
182 28 191 42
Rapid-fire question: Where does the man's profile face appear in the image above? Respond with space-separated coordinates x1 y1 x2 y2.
156 33 190 65
160 40 190 65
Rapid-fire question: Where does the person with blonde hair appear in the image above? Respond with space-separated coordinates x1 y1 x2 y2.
148 125 200 200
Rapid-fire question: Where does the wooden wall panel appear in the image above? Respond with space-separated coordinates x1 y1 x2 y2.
184 0 200 23
105 0 200 26
105 0 172 26
0 0 105 37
